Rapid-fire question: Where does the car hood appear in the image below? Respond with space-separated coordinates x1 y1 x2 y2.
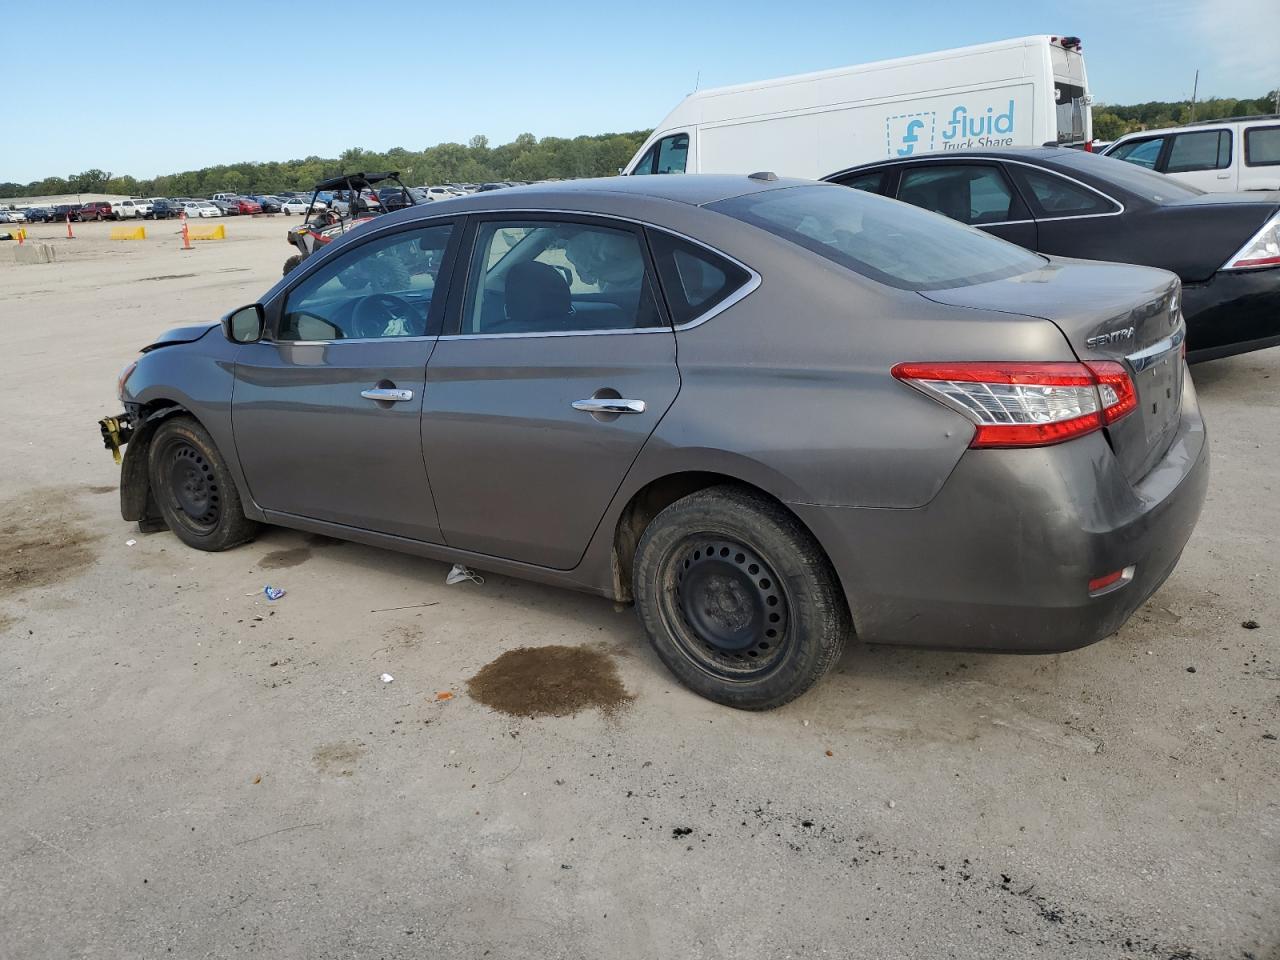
141 321 218 353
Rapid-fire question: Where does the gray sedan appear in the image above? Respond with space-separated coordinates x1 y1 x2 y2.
99 175 1208 709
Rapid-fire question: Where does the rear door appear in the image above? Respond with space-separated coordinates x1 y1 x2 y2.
892 161 1037 249
1162 129 1236 191
232 221 459 541
1005 163 1124 259
421 214 680 569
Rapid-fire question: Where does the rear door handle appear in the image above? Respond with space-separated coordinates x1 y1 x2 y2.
361 387 414 402
571 398 646 415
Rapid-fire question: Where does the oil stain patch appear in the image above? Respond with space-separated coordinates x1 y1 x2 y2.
83 485 116 495
312 742 364 777
0 489 97 598
467 644 632 718
259 548 311 570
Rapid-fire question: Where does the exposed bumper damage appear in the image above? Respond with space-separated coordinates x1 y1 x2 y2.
97 406 178 530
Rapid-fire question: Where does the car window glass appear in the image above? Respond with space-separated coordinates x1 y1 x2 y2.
463 220 662 335
630 144 657 175
1109 137 1165 169
833 171 886 194
1244 126 1280 166
898 165 1014 225
710 184 1044 292
280 224 452 341
1019 169 1114 216
647 230 752 326
655 134 689 174
1167 131 1231 172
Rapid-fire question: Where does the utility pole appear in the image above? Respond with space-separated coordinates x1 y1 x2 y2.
1189 69 1199 122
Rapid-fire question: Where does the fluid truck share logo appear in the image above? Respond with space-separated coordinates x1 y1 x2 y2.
885 99 1018 157
941 101 1016 149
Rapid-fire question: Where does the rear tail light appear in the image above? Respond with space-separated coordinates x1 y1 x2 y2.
1223 213 1280 270
891 361 1137 448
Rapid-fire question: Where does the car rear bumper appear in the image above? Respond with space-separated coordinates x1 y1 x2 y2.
1184 266 1280 362
790 368 1209 653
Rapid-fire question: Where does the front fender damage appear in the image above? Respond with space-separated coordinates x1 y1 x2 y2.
99 405 185 531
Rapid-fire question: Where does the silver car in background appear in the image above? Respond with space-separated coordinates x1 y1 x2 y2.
98 176 1208 709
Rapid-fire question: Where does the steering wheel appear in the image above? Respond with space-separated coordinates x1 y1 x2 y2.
350 293 418 339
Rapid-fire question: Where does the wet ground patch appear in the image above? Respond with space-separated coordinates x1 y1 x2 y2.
467 644 632 718
0 489 97 598
259 547 311 569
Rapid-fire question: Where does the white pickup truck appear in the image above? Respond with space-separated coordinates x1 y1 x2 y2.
115 198 153 219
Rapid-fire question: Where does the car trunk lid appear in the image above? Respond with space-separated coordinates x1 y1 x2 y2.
920 259 1185 483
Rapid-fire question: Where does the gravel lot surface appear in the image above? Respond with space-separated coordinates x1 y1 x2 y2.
2 217 1277 959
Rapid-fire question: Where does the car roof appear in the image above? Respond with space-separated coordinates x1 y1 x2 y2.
457 174 805 207
824 146 1073 181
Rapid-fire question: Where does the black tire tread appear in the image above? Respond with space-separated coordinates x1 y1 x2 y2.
148 416 258 552
632 485 850 710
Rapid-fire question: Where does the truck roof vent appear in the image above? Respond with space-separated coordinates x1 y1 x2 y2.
747 171 778 181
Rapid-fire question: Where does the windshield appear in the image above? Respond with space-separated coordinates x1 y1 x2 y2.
1049 151 1204 204
708 185 1045 291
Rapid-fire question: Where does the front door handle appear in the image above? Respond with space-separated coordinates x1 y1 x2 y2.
571 398 646 415
361 387 414 402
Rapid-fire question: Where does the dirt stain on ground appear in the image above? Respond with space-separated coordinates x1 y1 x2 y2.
312 742 364 777
0 489 97 598
83 485 116 495
467 644 632 718
0 613 18 635
259 548 311 570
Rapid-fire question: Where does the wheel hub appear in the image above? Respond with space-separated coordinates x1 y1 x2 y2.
166 443 219 528
673 539 789 674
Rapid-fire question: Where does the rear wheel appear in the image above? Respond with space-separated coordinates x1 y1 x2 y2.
633 486 850 710
148 417 258 551
283 254 303 276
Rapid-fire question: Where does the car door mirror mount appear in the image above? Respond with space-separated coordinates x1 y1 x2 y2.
223 304 265 344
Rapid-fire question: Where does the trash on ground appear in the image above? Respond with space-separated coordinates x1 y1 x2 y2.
1241 619 1260 630
380 673 394 684
125 539 137 547
446 564 483 586
435 691 454 701
263 585 285 601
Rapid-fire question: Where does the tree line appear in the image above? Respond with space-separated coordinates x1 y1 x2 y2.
3 91 1276 201
1092 92 1277 141
0 130 652 200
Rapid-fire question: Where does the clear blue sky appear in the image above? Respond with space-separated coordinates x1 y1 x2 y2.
3 0 1273 183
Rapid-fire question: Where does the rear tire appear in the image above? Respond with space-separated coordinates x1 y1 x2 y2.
148 417 258 552
283 254 303 276
632 486 850 710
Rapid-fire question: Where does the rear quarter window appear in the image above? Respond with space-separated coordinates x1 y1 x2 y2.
646 230 752 326
708 184 1044 292
1245 126 1280 167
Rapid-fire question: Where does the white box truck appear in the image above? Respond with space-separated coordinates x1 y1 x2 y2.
625 36 1092 180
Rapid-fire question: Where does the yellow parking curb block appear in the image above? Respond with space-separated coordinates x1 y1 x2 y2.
189 224 226 241
110 226 146 240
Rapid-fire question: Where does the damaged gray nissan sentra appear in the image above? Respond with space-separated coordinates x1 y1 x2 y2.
98 174 1208 709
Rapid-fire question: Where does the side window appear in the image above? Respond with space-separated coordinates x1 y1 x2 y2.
1109 137 1165 169
654 134 689 174
1018 169 1116 217
1245 126 1280 167
1166 131 1231 172
832 170 887 194
280 224 453 341
629 144 656 175
462 220 663 335
647 230 752 326
898 165 1015 225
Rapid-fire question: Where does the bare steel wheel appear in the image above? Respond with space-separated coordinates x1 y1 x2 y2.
148 417 258 551
633 485 850 710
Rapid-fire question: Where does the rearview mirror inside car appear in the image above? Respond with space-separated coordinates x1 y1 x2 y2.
223 304 265 344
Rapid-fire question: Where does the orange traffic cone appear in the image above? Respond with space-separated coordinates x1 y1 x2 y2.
65 215 74 239
180 213 192 251
16 228 23 245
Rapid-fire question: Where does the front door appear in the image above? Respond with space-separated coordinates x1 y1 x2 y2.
421 215 680 569
232 221 458 541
